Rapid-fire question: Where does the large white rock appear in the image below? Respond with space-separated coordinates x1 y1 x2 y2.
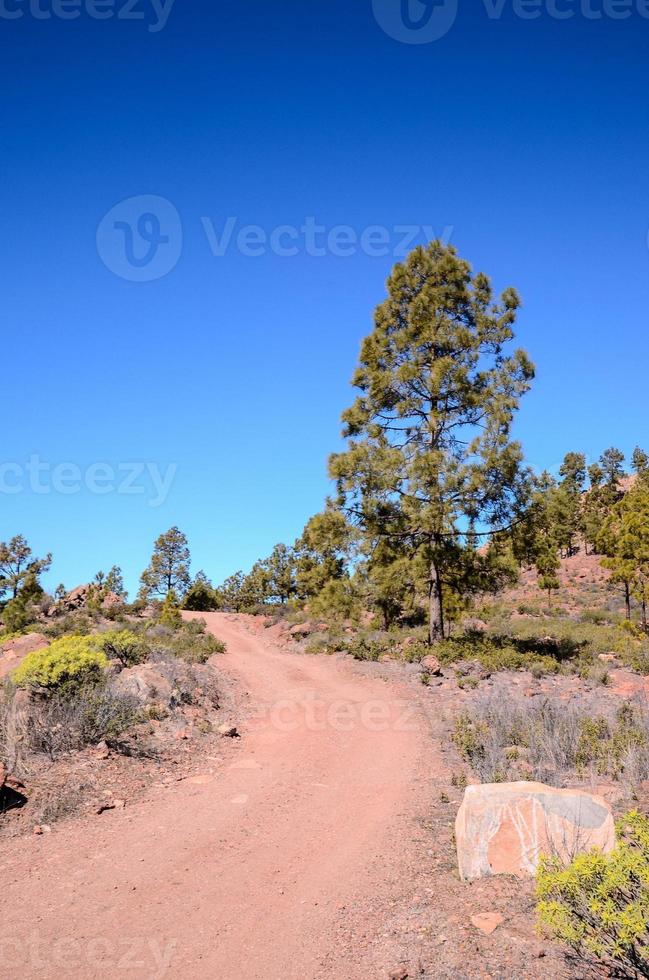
455 781 616 880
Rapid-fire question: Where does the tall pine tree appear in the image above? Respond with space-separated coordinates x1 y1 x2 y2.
330 242 534 644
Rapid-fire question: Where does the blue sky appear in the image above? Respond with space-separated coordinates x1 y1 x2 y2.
2 0 649 596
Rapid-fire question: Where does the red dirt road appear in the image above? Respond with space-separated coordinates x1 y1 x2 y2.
2 614 431 979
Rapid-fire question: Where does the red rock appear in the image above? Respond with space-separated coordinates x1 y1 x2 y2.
288 622 314 637
470 912 504 935
0 632 49 680
456 782 615 880
421 655 442 675
101 591 123 610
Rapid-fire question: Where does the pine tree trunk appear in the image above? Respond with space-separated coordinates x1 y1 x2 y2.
625 581 631 621
429 561 444 645
642 594 647 632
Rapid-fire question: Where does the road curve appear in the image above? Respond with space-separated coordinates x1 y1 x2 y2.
1 613 429 979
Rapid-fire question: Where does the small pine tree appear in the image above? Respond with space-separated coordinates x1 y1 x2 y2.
140 527 191 600
159 589 182 629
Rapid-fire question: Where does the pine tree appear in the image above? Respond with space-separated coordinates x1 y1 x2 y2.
0 535 51 602
600 447 626 491
139 527 191 600
294 507 355 600
632 447 649 480
159 589 182 628
512 471 562 607
263 544 297 604
183 571 219 611
330 242 534 644
105 566 127 598
600 482 649 626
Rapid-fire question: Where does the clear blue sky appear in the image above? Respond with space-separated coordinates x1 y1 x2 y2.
2 0 649 597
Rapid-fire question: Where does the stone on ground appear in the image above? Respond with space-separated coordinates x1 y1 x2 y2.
456 781 615 880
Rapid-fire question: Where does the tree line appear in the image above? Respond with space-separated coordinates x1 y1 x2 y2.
2 243 648 643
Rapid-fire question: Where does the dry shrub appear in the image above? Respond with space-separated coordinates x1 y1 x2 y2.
453 687 649 790
28 686 140 760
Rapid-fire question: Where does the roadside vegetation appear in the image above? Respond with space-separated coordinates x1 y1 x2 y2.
537 811 649 978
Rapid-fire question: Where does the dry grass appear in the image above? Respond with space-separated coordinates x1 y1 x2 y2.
452 686 649 791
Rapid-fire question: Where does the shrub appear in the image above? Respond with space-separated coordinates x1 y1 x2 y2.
28 686 141 759
159 591 182 629
145 619 226 664
44 611 96 639
346 633 390 662
537 811 649 977
439 632 562 676
1 597 35 633
452 690 649 788
101 629 149 667
12 635 107 692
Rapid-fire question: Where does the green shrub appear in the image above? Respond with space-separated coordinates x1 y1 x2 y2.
346 633 391 662
44 611 96 639
146 620 226 664
12 635 107 692
537 811 649 977
439 633 561 676
159 591 182 629
1 597 35 633
101 629 149 667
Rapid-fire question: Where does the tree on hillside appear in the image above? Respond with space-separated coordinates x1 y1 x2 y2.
139 527 191 600
559 452 587 494
599 481 649 626
330 242 535 644
183 570 220 611
600 447 626 491
105 566 126 598
216 571 247 612
632 447 649 479
582 459 623 556
0 535 52 603
264 543 297 604
512 471 562 608
294 506 356 600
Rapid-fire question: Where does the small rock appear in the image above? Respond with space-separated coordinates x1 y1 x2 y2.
33 824 51 835
470 912 504 935
95 740 111 760
421 655 442 676
389 969 409 980
217 724 239 738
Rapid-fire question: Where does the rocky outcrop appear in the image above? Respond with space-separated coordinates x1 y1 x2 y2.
112 664 174 706
0 632 49 680
59 584 92 610
0 761 27 799
101 591 124 611
456 781 615 880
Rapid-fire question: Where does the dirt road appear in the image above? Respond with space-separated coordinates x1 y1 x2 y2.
1 613 431 979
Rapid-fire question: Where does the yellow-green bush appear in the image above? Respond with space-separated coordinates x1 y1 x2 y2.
101 629 148 667
537 811 649 977
12 635 107 691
